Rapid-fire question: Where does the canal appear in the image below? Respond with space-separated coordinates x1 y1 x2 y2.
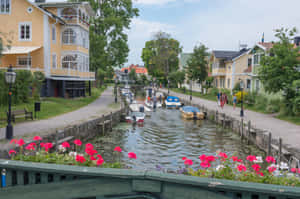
90 108 265 171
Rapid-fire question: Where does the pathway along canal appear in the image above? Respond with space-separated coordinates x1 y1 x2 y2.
90 108 265 171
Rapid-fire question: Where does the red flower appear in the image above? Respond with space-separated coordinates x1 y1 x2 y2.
128 152 137 159
75 155 86 163
17 139 25 147
90 156 96 161
257 172 264 177
291 168 297 173
184 159 193 166
246 155 257 162
62 141 70 148
73 139 82 146
237 164 247 172
40 142 45 147
25 143 36 151
10 139 18 144
114 146 122 152
33 136 42 141
97 154 103 159
218 152 228 159
199 154 206 161
205 155 217 162
251 164 261 172
265 156 276 163
268 166 276 173
9 150 16 155
97 157 104 166
231 156 243 163
85 143 94 150
43 142 53 152
182 157 187 161
200 160 211 168
85 148 97 156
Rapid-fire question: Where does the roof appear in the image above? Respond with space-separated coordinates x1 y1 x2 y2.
2 46 42 55
213 50 239 60
121 65 148 74
258 42 273 50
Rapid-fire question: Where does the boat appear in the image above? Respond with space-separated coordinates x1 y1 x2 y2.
144 99 162 109
164 96 181 109
129 103 151 112
125 112 146 123
180 106 205 120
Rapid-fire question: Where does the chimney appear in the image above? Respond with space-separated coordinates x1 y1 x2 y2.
35 0 46 3
294 36 300 46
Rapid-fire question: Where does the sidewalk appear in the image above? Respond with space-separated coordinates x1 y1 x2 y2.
162 89 300 149
0 87 119 140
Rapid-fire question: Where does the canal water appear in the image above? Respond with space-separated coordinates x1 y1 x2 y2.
90 108 265 171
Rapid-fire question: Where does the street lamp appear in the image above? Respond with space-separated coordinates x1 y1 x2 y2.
114 78 118 103
190 80 192 103
239 79 244 117
5 65 16 140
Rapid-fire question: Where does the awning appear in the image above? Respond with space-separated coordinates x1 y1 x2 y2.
2 46 42 55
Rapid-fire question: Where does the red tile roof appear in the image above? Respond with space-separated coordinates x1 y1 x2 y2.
121 64 148 74
258 42 273 50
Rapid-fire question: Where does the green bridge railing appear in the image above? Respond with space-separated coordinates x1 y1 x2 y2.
0 159 300 199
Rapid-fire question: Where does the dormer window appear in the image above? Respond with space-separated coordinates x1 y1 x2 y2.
0 0 10 14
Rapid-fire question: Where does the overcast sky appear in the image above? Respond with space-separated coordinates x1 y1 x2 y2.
39 0 300 67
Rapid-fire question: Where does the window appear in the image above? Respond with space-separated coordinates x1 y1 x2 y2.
17 56 31 67
62 28 76 44
247 79 251 89
52 54 57 69
0 0 10 14
248 58 252 67
52 25 56 42
253 54 261 65
19 22 31 41
62 55 77 69
86 57 89 71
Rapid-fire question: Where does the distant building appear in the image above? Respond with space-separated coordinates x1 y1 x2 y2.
121 64 148 77
0 0 95 98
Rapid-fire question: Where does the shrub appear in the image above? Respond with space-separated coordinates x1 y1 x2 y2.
254 95 268 111
210 87 219 96
235 91 248 102
292 96 300 116
233 82 241 94
266 98 282 113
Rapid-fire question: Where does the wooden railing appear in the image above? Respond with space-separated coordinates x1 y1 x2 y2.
0 159 300 199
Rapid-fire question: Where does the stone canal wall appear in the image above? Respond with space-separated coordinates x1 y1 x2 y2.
169 95 300 167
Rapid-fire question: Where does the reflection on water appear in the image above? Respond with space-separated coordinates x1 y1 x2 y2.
91 109 264 171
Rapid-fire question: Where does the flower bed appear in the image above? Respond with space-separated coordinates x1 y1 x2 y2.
8 137 300 187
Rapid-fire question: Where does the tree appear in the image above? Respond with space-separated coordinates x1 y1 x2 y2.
32 72 45 101
97 68 106 88
0 31 12 58
141 31 182 81
169 71 185 88
186 44 209 88
259 27 300 115
129 69 137 82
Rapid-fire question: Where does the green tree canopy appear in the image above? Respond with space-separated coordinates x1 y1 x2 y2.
129 68 137 81
141 31 182 80
169 70 185 88
186 44 209 85
259 27 300 115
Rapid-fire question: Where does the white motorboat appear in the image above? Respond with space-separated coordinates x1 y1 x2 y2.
165 96 182 109
125 112 146 123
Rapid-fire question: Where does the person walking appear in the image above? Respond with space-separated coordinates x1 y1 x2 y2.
233 94 237 110
220 93 225 109
217 91 221 107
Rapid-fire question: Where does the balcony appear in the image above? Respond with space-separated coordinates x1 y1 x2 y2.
51 68 95 80
60 7 90 29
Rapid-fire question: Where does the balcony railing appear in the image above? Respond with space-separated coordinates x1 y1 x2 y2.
51 68 95 80
61 15 90 27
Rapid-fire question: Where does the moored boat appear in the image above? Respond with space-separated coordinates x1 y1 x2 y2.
125 112 146 123
180 106 205 120
165 96 181 109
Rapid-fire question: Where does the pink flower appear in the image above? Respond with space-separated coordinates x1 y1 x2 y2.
291 168 297 173
205 155 217 162
25 143 36 151
265 156 276 164
85 148 97 156
182 157 187 161
17 139 25 147
184 159 193 166
200 160 211 168
128 152 137 159
43 142 53 152
97 157 104 166
199 154 206 161
268 166 276 173
10 139 18 144
33 136 42 141
8 150 16 155
257 172 264 177
75 155 86 163
237 164 247 172
90 156 96 161
218 152 228 159
246 155 257 162
73 139 82 146
61 141 70 148
85 143 94 150
40 142 45 147
251 164 261 172
114 146 122 152
97 154 103 159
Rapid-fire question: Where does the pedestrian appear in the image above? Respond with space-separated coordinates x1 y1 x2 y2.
221 93 226 109
217 91 221 107
147 96 151 102
233 94 237 110
159 95 162 103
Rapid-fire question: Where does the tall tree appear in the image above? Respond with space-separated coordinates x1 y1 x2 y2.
141 31 182 81
186 44 209 86
259 27 300 115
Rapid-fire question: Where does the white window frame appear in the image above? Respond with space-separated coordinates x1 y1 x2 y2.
0 0 11 15
253 53 263 66
62 28 76 45
19 22 32 41
17 56 32 68
52 53 57 69
52 25 56 43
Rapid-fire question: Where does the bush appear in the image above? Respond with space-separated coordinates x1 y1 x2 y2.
266 98 282 113
292 96 300 116
233 82 241 94
244 92 256 105
210 87 219 96
254 95 268 111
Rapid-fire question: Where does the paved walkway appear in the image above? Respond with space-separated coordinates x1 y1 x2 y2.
162 89 300 149
0 87 119 140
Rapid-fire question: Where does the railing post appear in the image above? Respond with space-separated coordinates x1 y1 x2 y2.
268 132 272 156
279 138 282 163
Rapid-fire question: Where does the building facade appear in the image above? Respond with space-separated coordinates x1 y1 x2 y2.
0 0 95 98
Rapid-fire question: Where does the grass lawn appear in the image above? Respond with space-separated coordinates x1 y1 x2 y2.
0 87 105 128
171 88 300 126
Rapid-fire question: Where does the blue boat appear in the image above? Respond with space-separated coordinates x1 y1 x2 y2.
165 96 181 108
180 106 205 120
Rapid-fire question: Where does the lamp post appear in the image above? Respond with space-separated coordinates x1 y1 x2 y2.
5 65 16 140
239 79 244 117
114 78 118 103
190 80 192 103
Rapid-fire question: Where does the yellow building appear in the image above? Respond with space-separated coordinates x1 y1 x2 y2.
0 0 95 98
210 48 252 93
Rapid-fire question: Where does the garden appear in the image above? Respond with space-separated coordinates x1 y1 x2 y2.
8 137 300 187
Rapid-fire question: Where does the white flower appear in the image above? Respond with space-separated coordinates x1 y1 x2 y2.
253 156 263 163
58 145 66 152
279 162 289 170
69 151 77 157
216 165 224 171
